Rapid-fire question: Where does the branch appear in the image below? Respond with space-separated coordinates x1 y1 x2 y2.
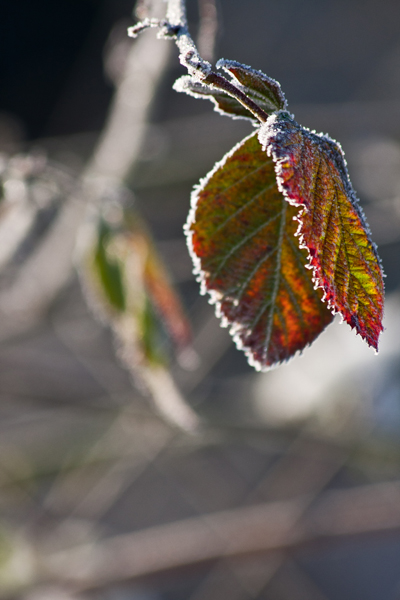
0 0 172 341
87 17 171 187
77 0 201 432
38 480 400 591
128 0 269 123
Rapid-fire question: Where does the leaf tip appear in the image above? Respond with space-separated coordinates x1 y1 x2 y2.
260 112 386 354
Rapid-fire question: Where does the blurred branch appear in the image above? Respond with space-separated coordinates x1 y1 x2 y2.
0 193 84 339
36 480 400 591
77 0 203 431
182 434 346 600
0 0 200 430
86 12 171 188
0 157 80 340
0 0 171 340
197 0 218 62
43 408 176 521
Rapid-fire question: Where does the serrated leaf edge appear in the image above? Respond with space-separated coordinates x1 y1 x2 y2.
258 112 384 350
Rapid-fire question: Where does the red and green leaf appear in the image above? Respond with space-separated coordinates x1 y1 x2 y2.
175 56 385 364
186 132 333 370
259 113 384 349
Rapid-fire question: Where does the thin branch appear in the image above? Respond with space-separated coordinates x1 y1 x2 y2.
87 16 171 186
128 0 269 123
0 0 172 341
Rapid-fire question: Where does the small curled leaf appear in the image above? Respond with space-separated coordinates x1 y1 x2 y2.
173 75 255 120
259 113 384 349
186 132 333 370
174 61 286 123
217 59 287 113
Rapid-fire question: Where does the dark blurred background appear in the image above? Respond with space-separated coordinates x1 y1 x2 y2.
1 1 400 599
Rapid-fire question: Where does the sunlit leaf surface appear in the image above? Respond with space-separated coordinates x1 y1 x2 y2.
260 113 384 349
186 132 333 370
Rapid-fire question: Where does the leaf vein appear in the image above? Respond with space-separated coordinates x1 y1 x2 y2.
262 201 287 362
234 245 278 304
309 148 322 232
281 274 305 325
211 209 284 280
210 156 272 199
210 180 276 238
325 161 380 312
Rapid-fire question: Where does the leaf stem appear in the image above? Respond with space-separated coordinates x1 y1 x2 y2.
204 72 269 123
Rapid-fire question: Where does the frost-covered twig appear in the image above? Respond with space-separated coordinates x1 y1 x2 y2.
128 0 269 123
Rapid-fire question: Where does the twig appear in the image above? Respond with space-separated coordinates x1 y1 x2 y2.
0 0 172 341
128 0 269 123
